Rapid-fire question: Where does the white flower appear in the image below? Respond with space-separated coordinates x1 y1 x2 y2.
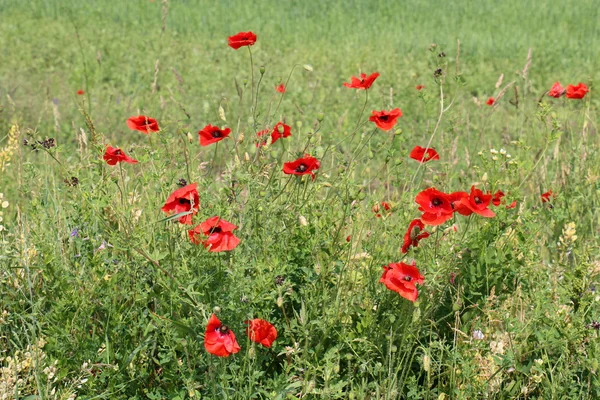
472 330 485 340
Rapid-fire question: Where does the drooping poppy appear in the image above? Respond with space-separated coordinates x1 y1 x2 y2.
228 31 257 50
199 125 231 146
492 190 505 206
188 216 241 252
103 146 138 166
343 72 380 90
161 183 199 225
126 115 160 134
282 155 320 180
245 319 277 348
416 188 454 226
548 82 565 98
416 85 425 91
541 191 553 203
401 219 430 254
486 97 495 106
204 314 241 357
409 146 440 163
275 84 286 93
76 90 85 95
380 261 425 302
457 186 495 218
566 83 589 99
369 108 402 131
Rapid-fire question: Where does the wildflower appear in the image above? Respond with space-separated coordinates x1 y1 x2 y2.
70 228 79 237
76 90 85 95
401 219 430 253
457 186 495 218
415 188 453 226
369 108 402 131
506 200 517 209
380 261 425 302
204 314 241 357
541 191 553 203
486 97 495 106
283 155 320 180
492 190 505 206
275 84 286 93
566 83 589 99
548 82 565 98
372 201 392 218
416 85 425 91
188 216 241 252
126 115 160 133
472 330 485 340
257 122 291 146
245 319 277 348
199 125 231 146
161 183 200 225
228 31 257 50
343 72 380 90
103 146 138 166
409 146 440 163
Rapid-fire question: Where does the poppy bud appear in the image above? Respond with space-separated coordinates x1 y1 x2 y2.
296 121 303 129
259 65 265 75
276 296 284 307
187 132 194 142
213 306 221 313
244 152 250 161
299 216 308 226
372 203 380 213
243 79 248 85
303 64 313 72
237 132 244 144
317 112 324 122
481 172 488 182
277 124 285 134
394 128 403 136
357 191 366 200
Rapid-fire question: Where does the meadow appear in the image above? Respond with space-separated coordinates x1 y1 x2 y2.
1 0 600 398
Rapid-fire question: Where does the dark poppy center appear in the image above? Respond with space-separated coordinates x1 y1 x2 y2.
474 196 482 204
403 276 412 282
432 198 442 207
296 164 308 172
219 325 229 334
210 227 222 234
379 115 389 121
178 198 191 205
211 130 222 138
114 150 122 155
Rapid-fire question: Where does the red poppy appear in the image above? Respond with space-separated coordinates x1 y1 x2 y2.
506 200 517 209
372 201 392 218
204 314 241 357
416 188 454 226
343 72 380 90
103 146 138 166
199 125 231 146
276 84 286 93
346 235 351 242
228 31 257 50
245 319 277 348
188 216 240 252
369 108 402 131
541 191 553 203
126 115 160 134
257 122 292 146
492 190 505 206
401 219 430 253
380 261 425 302
566 83 589 99
457 186 495 218
161 183 200 225
486 97 495 106
76 90 85 95
409 146 440 163
416 85 425 91
282 155 320 180
548 82 565 98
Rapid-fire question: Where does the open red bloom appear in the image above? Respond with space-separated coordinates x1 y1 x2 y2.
416 188 454 226
457 186 495 218
492 190 505 206
369 108 402 131
161 183 199 225
401 219 430 253
103 146 138 166
343 72 380 90
380 261 425 302
410 146 440 163
566 83 589 99
126 115 160 134
275 84 286 93
486 97 495 106
245 319 277 348
204 314 241 357
76 90 85 95
416 85 425 91
199 125 231 146
283 155 320 180
548 82 565 98
228 31 257 50
541 191 553 203
188 216 240 252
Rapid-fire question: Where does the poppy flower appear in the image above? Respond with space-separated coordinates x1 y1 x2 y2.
161 183 199 225
506 200 517 209
401 219 430 253
126 115 160 134
416 85 425 91
416 188 454 226
188 216 240 252
409 146 440 163
372 201 392 218
282 155 320 180
257 122 292 146
492 190 505 206
199 124 231 146
76 90 85 95
486 97 495 106
275 84 286 93
204 314 241 357
448 191 468 210
103 146 138 166
541 191 553 203
548 82 565 98
380 261 425 302
343 72 380 90
245 319 277 348
457 186 495 218
565 83 589 99
369 108 402 131
228 31 257 50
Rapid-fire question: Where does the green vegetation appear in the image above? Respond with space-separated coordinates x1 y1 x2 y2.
1 0 599 398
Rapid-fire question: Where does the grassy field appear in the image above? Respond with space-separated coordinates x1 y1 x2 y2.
1 0 600 398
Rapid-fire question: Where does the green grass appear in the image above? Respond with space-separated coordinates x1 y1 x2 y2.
1 0 600 398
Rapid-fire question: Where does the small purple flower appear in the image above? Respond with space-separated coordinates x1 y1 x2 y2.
97 240 113 251
472 330 485 340
70 228 79 237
